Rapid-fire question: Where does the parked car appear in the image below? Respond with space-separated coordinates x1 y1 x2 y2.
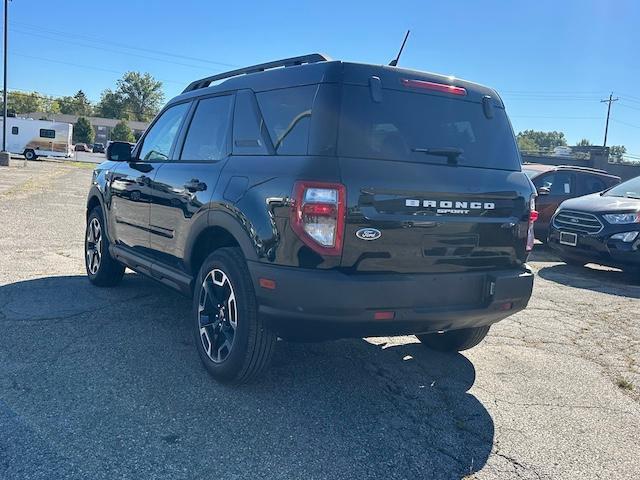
92 143 105 154
84 53 535 383
548 175 640 272
75 143 92 152
522 164 620 240
552 146 573 158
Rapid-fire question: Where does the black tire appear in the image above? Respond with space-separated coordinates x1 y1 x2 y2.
560 256 585 267
85 207 125 287
416 326 490 352
24 149 37 161
193 247 276 384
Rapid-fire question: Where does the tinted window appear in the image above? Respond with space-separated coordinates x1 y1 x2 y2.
11 126 18 135
581 175 607 194
604 176 640 199
338 85 521 170
233 90 269 155
256 85 316 155
40 129 55 139
180 95 233 161
139 103 189 161
534 172 573 195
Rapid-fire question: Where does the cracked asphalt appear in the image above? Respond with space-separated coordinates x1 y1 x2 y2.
1 161 639 480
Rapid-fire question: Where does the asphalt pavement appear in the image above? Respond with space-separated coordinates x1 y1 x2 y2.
0 161 638 480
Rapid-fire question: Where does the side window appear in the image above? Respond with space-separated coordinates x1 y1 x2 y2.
11 126 18 135
582 175 606 194
256 85 317 155
180 95 233 161
39 129 55 139
138 103 190 161
534 172 573 195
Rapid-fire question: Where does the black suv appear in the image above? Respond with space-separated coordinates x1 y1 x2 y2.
85 54 535 383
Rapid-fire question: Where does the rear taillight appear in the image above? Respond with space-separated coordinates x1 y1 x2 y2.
291 181 346 256
526 196 538 252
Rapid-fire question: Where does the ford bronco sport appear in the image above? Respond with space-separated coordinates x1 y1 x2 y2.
85 54 536 383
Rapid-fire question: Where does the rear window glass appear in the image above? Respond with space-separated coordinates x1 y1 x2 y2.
256 85 316 155
338 85 521 171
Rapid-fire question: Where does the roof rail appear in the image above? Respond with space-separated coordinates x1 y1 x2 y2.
182 53 332 93
556 165 609 175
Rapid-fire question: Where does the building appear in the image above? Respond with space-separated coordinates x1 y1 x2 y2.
24 113 149 145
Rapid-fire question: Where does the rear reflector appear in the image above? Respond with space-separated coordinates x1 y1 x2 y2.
374 311 395 320
401 78 467 96
259 278 276 290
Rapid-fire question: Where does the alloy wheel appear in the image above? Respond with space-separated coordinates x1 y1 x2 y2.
198 268 238 363
86 217 102 275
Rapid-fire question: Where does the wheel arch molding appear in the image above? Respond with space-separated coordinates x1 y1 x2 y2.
185 209 260 276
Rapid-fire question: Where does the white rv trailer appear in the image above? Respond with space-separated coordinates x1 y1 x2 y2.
0 117 73 160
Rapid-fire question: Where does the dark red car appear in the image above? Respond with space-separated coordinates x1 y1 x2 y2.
522 164 620 240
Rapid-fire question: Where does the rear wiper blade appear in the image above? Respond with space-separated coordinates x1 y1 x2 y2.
411 147 464 164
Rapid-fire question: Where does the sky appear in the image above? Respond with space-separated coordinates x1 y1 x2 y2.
5 0 640 157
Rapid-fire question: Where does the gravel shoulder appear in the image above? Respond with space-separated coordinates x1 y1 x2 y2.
0 162 638 480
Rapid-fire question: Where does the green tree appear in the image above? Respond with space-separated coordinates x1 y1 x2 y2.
2 91 44 114
576 138 592 146
116 72 164 122
111 120 135 142
517 130 567 152
517 136 539 153
73 117 95 144
96 89 127 120
59 90 93 116
609 145 627 161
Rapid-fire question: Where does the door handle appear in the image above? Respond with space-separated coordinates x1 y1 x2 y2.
184 179 207 192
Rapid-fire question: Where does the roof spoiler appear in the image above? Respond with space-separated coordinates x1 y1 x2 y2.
182 53 332 93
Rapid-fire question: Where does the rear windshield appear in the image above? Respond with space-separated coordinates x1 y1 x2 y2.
337 85 521 171
604 176 640 199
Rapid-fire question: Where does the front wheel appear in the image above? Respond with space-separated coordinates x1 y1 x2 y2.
24 149 37 161
85 207 125 286
417 326 490 352
193 247 276 384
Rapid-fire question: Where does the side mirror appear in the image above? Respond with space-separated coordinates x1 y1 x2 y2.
537 186 550 195
106 141 133 162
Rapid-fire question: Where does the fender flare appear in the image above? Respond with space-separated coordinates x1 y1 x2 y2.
183 208 260 274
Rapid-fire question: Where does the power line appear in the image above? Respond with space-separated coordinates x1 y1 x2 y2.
617 102 640 112
9 20 238 69
12 52 184 86
9 27 221 73
611 119 640 129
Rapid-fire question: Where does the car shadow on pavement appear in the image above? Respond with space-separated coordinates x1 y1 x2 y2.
532 244 640 297
0 274 494 480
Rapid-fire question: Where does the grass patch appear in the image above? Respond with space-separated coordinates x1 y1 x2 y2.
615 377 634 391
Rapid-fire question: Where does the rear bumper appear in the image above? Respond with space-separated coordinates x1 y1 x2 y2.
247 261 534 339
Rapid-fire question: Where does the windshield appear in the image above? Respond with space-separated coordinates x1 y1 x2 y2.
337 85 521 170
603 176 640 199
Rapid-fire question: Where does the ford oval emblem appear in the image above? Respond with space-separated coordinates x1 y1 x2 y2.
356 228 382 241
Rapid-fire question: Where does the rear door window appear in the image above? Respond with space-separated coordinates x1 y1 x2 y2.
256 85 317 155
338 85 521 170
180 95 233 161
578 174 607 195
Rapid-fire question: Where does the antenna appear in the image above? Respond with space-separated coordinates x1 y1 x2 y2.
389 30 410 67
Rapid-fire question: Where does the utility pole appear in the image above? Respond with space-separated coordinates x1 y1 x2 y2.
600 92 618 148
0 0 9 166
